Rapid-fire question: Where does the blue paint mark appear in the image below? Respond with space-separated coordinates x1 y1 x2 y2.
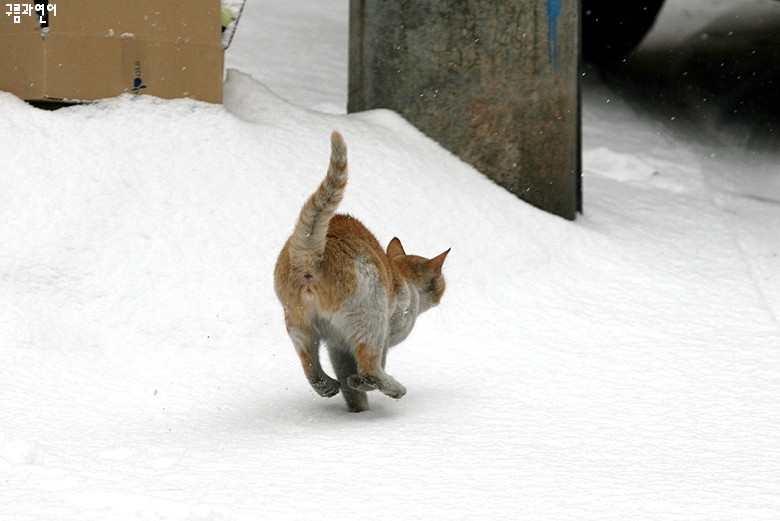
132 78 147 93
132 61 147 95
546 0 562 67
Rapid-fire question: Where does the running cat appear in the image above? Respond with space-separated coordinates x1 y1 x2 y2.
273 131 449 412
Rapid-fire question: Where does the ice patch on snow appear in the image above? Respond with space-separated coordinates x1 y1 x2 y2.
585 146 659 181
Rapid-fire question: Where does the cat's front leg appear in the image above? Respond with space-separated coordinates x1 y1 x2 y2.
288 326 340 398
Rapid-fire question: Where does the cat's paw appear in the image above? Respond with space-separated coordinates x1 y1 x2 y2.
344 391 370 413
348 374 406 400
347 374 377 392
377 376 406 400
310 375 341 398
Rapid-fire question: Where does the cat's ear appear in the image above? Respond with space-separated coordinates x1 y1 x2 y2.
387 237 406 257
428 248 450 276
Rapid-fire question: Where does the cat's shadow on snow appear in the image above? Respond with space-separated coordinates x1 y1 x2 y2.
213 393 408 432
293 397 402 422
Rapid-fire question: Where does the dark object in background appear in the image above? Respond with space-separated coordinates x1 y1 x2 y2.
582 0 665 64
349 0 581 220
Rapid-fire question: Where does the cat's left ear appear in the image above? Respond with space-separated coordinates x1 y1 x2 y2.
428 248 451 276
387 237 406 258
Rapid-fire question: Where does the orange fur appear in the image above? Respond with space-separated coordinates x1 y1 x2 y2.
355 343 378 373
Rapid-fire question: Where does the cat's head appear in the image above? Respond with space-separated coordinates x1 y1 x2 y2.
387 237 450 312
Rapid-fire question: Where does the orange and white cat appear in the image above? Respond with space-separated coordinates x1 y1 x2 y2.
274 131 449 412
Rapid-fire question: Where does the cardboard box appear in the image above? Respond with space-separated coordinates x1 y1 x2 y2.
1 0 238 104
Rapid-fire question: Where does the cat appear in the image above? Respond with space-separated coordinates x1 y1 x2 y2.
273 131 450 412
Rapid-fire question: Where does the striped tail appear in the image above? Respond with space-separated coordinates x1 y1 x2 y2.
288 131 348 275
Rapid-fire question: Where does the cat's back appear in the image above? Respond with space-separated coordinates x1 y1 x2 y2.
322 214 393 290
324 215 387 265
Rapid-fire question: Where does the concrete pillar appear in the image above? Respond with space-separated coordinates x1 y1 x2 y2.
349 0 581 220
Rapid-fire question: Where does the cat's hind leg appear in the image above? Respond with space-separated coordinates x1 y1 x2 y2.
327 341 369 413
347 342 406 400
336 266 406 400
287 325 340 398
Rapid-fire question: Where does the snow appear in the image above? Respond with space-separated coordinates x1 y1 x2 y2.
2 1 779 520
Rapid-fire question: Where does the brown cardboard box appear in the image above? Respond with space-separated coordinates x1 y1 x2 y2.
0 0 229 103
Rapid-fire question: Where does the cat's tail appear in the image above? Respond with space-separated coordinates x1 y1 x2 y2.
288 131 348 274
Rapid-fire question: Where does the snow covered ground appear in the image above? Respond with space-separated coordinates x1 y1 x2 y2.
1 1 779 520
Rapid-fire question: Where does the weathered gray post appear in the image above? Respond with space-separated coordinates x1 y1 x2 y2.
349 0 581 220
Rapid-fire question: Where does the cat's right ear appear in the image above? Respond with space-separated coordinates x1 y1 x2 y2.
429 248 450 276
387 237 406 258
